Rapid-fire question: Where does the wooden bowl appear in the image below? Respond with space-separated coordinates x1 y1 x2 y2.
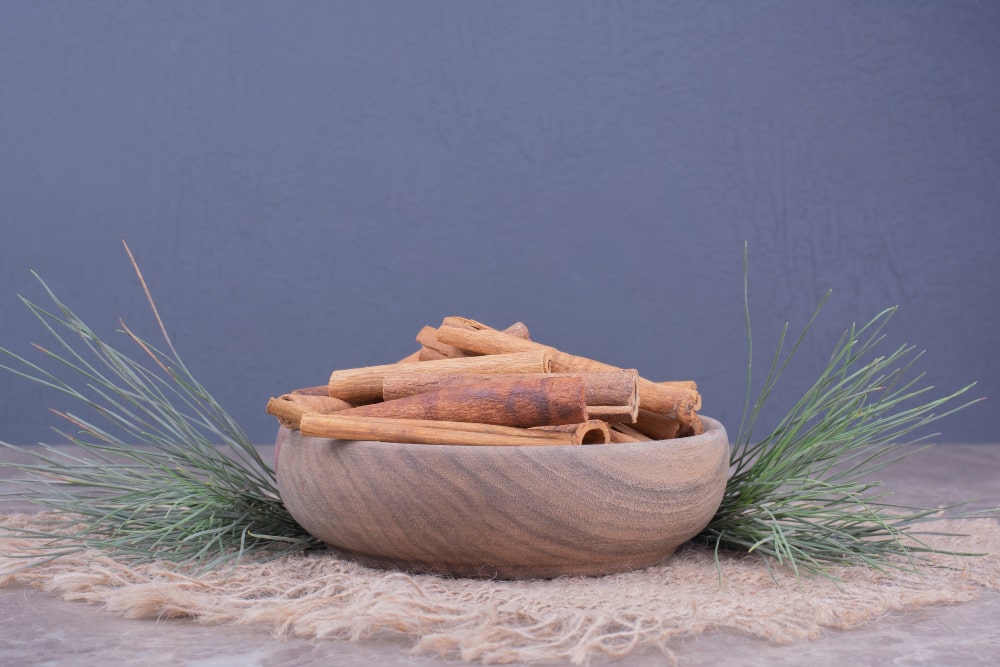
276 416 729 579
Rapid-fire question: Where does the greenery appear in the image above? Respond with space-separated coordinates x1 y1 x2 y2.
0 243 319 569
698 247 983 576
0 244 986 575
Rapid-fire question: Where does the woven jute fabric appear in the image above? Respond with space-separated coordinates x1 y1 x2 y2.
2 513 999 665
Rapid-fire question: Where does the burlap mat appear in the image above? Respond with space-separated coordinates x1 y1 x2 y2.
2 513 999 665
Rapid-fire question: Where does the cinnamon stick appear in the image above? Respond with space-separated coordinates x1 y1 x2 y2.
555 370 638 422
266 396 302 430
502 321 531 340
327 350 553 404
438 317 538 354
636 381 700 420
382 370 638 423
341 376 587 428
556 370 638 406
678 413 704 437
436 318 700 427
609 423 653 443
417 325 462 360
584 404 639 423
299 413 577 446
532 420 611 444
284 393 353 413
383 368 636 409
380 371 503 400
417 321 532 361
266 394 353 430
395 350 423 364
290 385 330 396
417 345 450 361
633 408 682 440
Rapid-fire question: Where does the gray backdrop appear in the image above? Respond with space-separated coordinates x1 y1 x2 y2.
2 1 997 445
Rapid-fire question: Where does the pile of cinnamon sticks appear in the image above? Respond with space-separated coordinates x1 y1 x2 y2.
266 317 702 446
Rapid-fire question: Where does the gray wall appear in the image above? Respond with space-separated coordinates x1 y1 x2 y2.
2 1 997 445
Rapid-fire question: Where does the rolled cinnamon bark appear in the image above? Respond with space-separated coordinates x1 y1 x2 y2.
438 317 538 354
638 381 701 419
266 396 303 430
502 321 531 340
531 420 611 444
395 350 423 364
416 322 532 361
609 423 653 443
381 369 638 422
299 413 577 446
584 404 639 423
284 393 353 413
633 408 682 440
416 325 468 360
380 371 501 400
436 318 700 427
678 413 704 437
417 345 450 361
383 368 633 404
266 394 352 430
341 375 587 428
327 350 552 404
556 370 639 407
290 385 331 396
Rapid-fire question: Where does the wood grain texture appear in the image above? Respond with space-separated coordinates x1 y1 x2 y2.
276 416 729 579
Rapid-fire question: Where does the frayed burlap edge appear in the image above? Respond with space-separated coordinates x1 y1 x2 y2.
2 514 999 665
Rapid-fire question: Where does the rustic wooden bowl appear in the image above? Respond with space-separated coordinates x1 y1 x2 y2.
275 416 729 579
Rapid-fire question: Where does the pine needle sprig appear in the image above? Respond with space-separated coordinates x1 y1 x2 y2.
700 246 985 576
1 242 320 569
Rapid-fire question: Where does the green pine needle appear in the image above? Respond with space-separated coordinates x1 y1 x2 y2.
698 244 986 576
0 242 320 570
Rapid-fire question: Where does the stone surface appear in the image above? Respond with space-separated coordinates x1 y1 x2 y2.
2 444 998 666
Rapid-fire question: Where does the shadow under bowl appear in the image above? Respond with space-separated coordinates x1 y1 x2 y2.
276 416 729 579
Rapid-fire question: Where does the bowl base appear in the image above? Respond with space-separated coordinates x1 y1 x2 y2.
325 544 679 579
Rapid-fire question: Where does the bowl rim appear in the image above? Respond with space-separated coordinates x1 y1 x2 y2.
278 415 726 453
